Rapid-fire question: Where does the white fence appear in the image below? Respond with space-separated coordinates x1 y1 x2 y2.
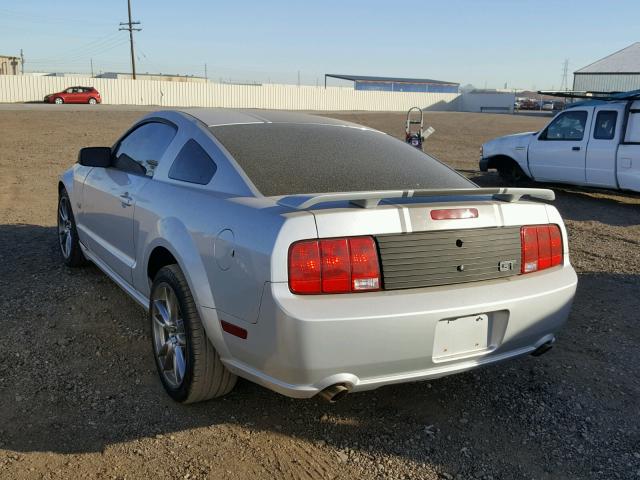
0 75 459 111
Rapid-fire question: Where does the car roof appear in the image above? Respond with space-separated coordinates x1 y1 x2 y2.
178 108 367 129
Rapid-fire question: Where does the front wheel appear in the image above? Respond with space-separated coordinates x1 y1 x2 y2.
54 97 64 104
88 98 97 105
57 190 86 267
150 265 237 403
498 161 528 184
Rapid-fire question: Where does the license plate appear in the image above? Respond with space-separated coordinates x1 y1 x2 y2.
433 314 490 361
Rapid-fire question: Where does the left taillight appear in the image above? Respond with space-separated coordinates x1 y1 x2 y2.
520 224 563 274
288 236 381 294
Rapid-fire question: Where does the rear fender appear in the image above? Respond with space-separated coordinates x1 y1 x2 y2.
138 219 238 357
139 217 216 309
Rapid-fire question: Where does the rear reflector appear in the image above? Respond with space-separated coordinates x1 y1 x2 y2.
220 320 248 339
520 225 563 274
430 208 479 220
289 236 381 294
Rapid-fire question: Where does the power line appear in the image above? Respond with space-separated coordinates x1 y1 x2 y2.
119 0 142 79
27 39 129 67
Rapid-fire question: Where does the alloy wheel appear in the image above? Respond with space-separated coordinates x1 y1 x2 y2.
151 284 187 388
57 196 72 259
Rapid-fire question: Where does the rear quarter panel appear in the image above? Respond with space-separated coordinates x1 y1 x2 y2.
132 181 317 326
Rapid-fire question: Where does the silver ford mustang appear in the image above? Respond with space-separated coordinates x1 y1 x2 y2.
57 109 578 403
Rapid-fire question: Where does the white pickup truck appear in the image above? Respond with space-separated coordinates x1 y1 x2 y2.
480 98 640 192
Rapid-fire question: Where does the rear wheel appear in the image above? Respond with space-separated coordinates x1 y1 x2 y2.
498 161 528 184
88 97 97 105
54 97 64 104
57 189 86 267
150 265 236 403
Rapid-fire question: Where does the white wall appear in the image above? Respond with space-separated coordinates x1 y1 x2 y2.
458 92 515 113
0 75 459 111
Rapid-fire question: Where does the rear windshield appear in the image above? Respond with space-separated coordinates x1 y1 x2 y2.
210 123 473 196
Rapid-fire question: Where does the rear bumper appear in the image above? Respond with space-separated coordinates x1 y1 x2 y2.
217 264 577 398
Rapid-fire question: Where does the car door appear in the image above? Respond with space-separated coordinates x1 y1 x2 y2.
585 108 621 188
79 121 177 283
76 87 89 103
68 87 82 103
616 104 640 192
528 108 592 184
61 88 74 103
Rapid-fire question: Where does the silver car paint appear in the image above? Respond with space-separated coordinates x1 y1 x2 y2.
60 109 578 398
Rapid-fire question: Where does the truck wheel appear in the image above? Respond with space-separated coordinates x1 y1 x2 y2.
150 265 237 403
57 189 87 267
498 162 528 184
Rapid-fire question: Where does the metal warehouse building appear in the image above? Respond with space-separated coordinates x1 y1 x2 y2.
324 74 459 93
573 42 640 92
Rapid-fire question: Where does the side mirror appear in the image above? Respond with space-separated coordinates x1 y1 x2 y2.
78 147 111 167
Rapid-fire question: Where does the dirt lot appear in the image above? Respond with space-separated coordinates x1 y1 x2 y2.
0 106 639 480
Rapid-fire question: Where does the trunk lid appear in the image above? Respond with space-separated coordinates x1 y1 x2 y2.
308 199 551 290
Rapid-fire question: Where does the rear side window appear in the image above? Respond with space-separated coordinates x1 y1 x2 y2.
593 111 617 140
113 122 177 177
168 139 217 185
624 112 640 143
541 110 588 141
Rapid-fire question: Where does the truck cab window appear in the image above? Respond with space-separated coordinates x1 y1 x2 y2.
593 111 617 140
540 111 588 141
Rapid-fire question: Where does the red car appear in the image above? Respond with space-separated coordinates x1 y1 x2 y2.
44 86 101 105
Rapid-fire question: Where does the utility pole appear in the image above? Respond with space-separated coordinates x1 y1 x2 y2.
20 49 24 74
119 0 142 79
297 70 300 87
90 58 94 77
204 63 208 80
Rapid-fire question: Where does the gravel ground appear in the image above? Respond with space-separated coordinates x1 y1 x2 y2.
0 107 638 479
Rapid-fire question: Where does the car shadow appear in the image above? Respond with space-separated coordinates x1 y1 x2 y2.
1 223 638 480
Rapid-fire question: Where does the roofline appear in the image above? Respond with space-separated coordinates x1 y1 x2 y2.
324 73 459 86
574 72 640 75
574 42 640 73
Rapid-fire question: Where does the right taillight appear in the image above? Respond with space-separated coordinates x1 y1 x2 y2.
520 224 563 274
288 236 381 294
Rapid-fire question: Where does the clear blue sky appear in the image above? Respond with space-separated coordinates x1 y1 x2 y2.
1 0 639 89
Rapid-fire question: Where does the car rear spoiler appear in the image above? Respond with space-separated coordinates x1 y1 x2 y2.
277 188 555 210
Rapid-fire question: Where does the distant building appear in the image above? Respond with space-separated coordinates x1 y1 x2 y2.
0 55 21 75
574 42 640 92
95 72 207 83
324 74 459 93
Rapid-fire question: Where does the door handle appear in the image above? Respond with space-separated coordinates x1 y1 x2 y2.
572 146 581 151
119 192 133 207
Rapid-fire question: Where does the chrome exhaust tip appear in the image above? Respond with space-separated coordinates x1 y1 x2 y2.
531 340 555 357
318 384 350 403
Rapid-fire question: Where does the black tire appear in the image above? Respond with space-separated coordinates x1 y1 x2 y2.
54 97 64 104
57 189 86 267
498 161 528 184
150 265 236 403
88 98 97 105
